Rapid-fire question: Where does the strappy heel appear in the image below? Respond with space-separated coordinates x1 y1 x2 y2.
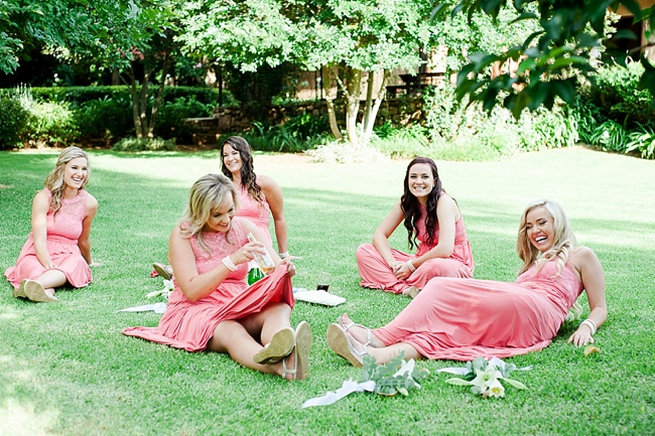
253 327 294 364
339 313 374 348
326 323 367 367
282 321 312 380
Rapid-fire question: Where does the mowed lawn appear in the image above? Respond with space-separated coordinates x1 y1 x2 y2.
0 146 654 435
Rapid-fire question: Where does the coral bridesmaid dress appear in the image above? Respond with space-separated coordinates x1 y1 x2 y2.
123 217 294 352
356 198 474 294
5 189 92 290
373 259 583 360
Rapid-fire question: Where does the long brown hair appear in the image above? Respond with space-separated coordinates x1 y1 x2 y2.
400 157 442 250
220 136 264 204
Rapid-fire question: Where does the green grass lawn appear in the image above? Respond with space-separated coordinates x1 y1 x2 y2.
1 146 654 435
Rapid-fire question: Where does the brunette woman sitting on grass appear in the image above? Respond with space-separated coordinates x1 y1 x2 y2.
125 174 311 380
329 199 606 366
356 156 474 298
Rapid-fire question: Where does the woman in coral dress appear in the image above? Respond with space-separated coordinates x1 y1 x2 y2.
356 157 474 297
125 174 312 380
5 146 98 302
221 135 288 256
152 135 289 280
328 199 606 365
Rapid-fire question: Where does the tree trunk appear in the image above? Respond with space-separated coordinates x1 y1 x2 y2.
138 67 150 138
146 52 170 138
127 67 144 139
362 71 374 136
362 70 389 146
344 66 361 147
321 66 342 140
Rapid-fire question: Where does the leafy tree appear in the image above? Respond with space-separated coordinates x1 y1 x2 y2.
1 0 185 140
441 0 655 118
180 0 438 147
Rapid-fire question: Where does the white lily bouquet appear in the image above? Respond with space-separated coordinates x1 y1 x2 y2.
438 357 530 398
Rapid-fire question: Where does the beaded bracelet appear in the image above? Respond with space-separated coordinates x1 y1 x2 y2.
580 319 597 335
222 256 237 272
406 260 416 272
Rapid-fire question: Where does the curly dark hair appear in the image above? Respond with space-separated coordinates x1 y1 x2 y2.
220 136 264 203
400 157 442 250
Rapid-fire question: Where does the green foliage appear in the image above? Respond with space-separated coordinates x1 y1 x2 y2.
244 112 330 152
360 354 430 397
582 62 655 128
0 86 220 106
0 95 30 149
111 137 177 152
75 95 133 142
625 125 655 159
154 96 215 142
447 1 655 117
588 120 629 153
224 63 291 115
24 101 79 146
422 86 578 160
370 123 431 159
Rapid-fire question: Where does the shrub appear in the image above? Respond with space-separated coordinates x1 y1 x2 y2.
75 95 133 142
155 96 214 142
243 112 330 152
583 61 655 128
25 101 79 146
0 96 31 149
111 137 177 152
625 125 655 159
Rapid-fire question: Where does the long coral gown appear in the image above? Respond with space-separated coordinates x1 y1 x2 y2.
356 200 474 294
373 259 584 361
123 217 294 352
5 188 92 290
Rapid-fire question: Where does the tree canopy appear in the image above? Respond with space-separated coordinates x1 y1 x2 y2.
446 0 655 117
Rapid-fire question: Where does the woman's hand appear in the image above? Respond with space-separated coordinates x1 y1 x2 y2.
281 257 296 278
231 241 266 265
567 325 594 347
393 262 412 280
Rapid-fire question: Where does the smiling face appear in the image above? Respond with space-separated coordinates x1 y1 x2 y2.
222 144 242 176
63 157 89 191
407 163 435 199
525 206 556 252
204 194 236 233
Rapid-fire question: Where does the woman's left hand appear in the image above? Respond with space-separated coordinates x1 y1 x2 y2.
567 326 594 347
281 257 296 278
394 262 412 280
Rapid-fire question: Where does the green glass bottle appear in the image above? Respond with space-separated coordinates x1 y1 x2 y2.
247 266 264 285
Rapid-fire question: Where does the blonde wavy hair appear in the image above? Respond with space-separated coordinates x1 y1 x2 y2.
178 173 239 252
44 146 90 216
516 199 577 275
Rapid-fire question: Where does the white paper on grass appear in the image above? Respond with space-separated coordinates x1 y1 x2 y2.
115 302 167 314
301 379 376 408
293 290 345 307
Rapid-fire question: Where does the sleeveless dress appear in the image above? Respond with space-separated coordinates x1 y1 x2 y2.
373 259 584 361
236 181 272 246
123 218 294 352
4 188 92 290
356 198 474 294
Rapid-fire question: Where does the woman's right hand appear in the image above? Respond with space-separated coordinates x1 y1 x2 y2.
230 241 266 265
